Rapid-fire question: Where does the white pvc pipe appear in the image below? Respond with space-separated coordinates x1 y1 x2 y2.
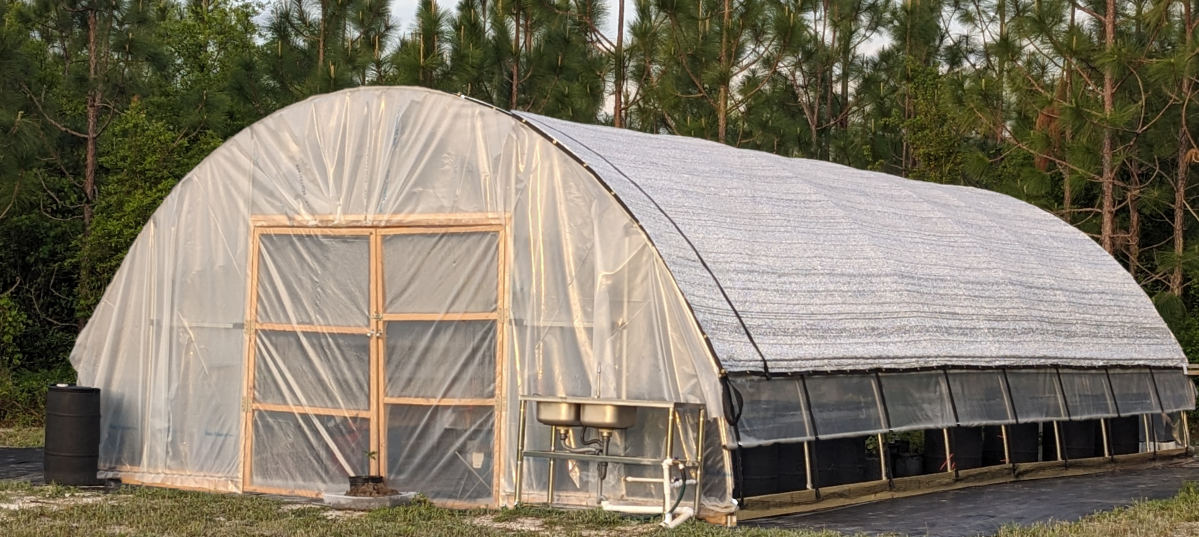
600 501 668 514
600 501 695 528
660 459 673 518
605 459 694 527
663 507 694 529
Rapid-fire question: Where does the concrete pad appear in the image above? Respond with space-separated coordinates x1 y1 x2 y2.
321 491 416 510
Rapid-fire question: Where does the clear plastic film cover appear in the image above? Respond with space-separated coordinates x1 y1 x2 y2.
1152 369 1196 413
1058 369 1118 419
1109 368 1163 416
946 370 1015 426
69 88 730 513
878 371 955 432
1005 369 1068 422
728 377 813 448
805 374 887 439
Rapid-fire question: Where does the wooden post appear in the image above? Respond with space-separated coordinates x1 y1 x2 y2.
693 407 706 514
494 225 509 506
803 441 814 490
240 227 264 491
1100 419 1111 459
547 425 557 505
1184 412 1192 451
942 428 953 474
515 399 527 505
1053 422 1063 462
1001 424 1013 475
877 433 887 482
1143 414 1153 455
369 230 382 478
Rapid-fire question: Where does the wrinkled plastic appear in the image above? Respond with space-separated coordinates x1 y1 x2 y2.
947 370 1015 426
729 377 812 447
1058 370 1117 419
1006 370 1068 423
805 374 887 439
1152 370 1196 413
1109 369 1162 416
72 88 730 513
879 372 955 432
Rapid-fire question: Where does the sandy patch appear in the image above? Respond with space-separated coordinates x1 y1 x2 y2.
322 509 365 520
470 514 546 532
0 492 106 511
280 502 319 511
1171 521 1199 536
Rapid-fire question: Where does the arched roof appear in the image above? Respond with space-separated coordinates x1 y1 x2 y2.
518 113 1185 373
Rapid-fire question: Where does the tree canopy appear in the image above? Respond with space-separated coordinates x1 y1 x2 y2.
3 0 1199 375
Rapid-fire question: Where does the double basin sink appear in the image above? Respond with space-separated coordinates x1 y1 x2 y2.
536 401 637 430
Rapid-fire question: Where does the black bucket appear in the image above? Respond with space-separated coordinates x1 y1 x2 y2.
1044 420 1098 460
734 444 780 497
348 475 384 486
925 427 984 472
44 385 101 486
982 423 1040 464
814 437 867 487
892 453 924 477
1107 416 1140 455
776 442 809 493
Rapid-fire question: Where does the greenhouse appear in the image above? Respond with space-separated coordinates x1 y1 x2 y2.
71 87 1194 524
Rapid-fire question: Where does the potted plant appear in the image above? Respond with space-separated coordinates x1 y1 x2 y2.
347 451 396 497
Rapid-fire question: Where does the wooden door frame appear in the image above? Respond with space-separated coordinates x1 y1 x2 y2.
375 223 507 506
239 214 509 504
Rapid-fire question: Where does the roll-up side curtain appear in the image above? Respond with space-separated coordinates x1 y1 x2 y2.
728 377 813 448
724 367 1194 449
1153 369 1196 413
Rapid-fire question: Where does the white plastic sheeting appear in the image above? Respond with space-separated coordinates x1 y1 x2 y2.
70 87 729 512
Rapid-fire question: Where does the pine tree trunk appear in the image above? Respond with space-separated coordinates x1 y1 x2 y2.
1174 127 1189 295
510 6 519 110
1100 0 1117 254
84 9 98 233
614 0 625 128
1172 4 1193 296
80 7 101 330
1128 166 1141 280
319 0 328 67
1063 5 1075 219
718 0 730 144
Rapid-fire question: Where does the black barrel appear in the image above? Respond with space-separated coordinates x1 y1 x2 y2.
44 385 101 486
814 437 867 487
891 453 924 477
776 442 809 493
982 423 1040 464
1107 416 1140 455
734 444 779 497
1044 420 1098 460
925 427 984 472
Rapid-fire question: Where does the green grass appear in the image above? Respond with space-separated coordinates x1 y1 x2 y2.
1 479 1199 537
0 427 42 448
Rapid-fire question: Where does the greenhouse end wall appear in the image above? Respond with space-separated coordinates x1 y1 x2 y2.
70 87 732 513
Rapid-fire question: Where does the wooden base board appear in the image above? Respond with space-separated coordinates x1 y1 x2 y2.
737 450 1191 521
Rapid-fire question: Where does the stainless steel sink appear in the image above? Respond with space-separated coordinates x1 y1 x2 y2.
579 404 637 430
535 402 581 427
